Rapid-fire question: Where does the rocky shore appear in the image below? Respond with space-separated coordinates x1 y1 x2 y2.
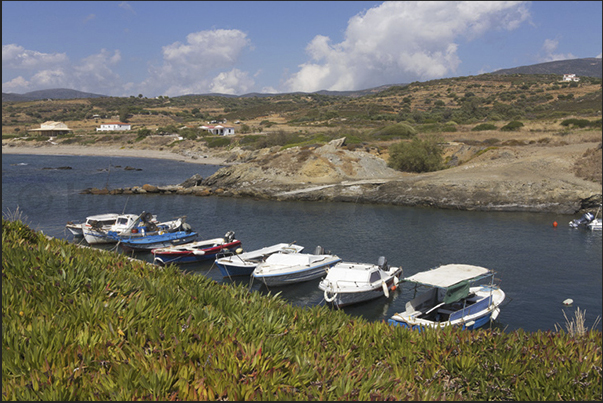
72 137 602 215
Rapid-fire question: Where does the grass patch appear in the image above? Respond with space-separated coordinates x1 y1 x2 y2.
2 219 603 400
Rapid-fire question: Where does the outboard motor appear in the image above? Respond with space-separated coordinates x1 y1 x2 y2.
314 245 324 255
181 222 192 232
570 212 595 228
377 256 388 271
224 231 235 243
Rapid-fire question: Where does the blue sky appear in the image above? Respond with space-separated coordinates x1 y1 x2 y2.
2 1 601 97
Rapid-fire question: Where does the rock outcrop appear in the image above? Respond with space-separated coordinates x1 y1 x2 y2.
81 137 602 215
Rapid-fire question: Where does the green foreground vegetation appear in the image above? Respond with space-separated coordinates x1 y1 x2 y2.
2 218 602 401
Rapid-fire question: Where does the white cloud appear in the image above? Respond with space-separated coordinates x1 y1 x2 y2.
284 1 531 92
82 14 95 24
209 69 254 95
597 53 602 59
119 2 135 14
2 76 32 92
2 46 124 95
2 44 68 70
538 38 575 62
139 29 252 96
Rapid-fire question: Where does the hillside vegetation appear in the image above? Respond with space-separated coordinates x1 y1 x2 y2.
3 73 602 188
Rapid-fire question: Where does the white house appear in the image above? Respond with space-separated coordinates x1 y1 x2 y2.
96 122 132 131
562 74 580 82
199 124 235 136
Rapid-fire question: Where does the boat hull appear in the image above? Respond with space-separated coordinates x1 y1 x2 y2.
66 223 83 236
388 286 505 331
116 231 198 252
320 278 399 307
318 260 403 308
152 240 242 265
215 243 304 277
253 256 341 287
215 260 258 277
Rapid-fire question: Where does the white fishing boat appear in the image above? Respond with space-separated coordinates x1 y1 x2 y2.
82 213 140 244
252 246 341 287
388 264 505 331
83 211 184 245
215 242 305 277
67 213 126 237
318 256 403 307
569 204 602 231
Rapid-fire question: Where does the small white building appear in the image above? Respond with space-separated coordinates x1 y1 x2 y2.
96 122 131 131
199 124 235 136
562 74 580 82
28 121 72 136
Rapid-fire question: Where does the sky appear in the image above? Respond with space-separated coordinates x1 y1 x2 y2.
2 1 602 98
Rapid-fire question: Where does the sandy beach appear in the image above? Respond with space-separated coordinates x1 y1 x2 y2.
2 143 229 166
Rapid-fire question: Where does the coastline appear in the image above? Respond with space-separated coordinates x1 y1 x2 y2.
1 144 229 166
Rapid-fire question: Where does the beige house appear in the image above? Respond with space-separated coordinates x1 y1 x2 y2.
28 121 72 136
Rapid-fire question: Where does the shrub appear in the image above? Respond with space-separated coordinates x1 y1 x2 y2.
137 128 152 137
560 118 591 128
501 121 524 131
472 123 498 131
205 136 231 148
371 123 416 140
387 135 443 173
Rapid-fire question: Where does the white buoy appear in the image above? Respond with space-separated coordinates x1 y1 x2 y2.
563 298 573 305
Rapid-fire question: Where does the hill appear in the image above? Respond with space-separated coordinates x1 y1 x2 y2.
2 88 107 102
3 58 600 103
492 57 602 78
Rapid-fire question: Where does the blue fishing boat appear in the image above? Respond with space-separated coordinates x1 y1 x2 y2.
111 229 198 252
388 264 505 331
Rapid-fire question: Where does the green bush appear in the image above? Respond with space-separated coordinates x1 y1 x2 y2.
371 123 416 140
387 136 444 173
137 128 152 137
472 123 498 131
500 121 524 131
205 136 231 148
560 118 591 128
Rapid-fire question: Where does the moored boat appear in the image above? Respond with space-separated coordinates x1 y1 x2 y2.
252 246 341 287
388 264 505 331
152 231 241 265
112 230 198 252
569 204 602 231
66 213 122 238
215 242 304 277
318 256 403 308
78 211 186 245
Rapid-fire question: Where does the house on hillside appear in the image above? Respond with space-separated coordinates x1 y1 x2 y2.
562 74 580 82
28 121 72 136
96 122 131 131
199 124 235 136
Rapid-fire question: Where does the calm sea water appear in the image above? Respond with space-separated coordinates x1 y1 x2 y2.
3 153 602 333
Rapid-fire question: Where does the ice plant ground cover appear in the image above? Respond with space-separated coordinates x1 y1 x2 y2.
2 217 602 401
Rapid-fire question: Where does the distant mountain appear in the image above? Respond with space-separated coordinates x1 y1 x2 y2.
4 58 601 103
2 88 107 102
492 57 602 78
178 84 406 100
